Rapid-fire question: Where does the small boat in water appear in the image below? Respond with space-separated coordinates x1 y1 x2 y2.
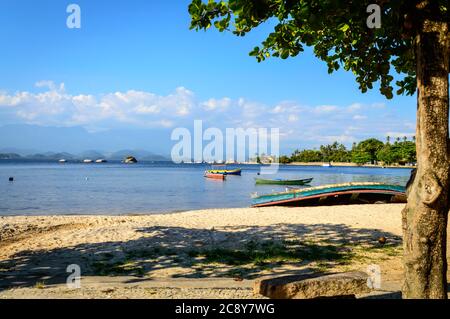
58 159 67 163
123 156 137 164
255 177 313 185
322 162 332 167
83 159 93 163
207 168 242 175
95 159 107 163
204 172 226 180
252 182 406 207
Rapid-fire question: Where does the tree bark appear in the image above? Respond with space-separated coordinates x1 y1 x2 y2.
402 2 450 298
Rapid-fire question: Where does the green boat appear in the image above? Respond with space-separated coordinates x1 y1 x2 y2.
251 182 407 207
255 177 313 185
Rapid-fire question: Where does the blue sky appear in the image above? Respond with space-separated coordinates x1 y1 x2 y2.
0 0 416 155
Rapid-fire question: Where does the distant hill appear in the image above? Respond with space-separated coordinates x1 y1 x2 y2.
53 152 77 160
78 150 106 160
25 152 77 160
0 124 172 155
0 145 169 162
0 153 21 159
0 147 38 156
107 149 169 161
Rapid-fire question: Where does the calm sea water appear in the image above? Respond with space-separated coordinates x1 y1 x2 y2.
0 161 412 215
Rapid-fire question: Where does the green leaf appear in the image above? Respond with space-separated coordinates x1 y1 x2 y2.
339 24 350 32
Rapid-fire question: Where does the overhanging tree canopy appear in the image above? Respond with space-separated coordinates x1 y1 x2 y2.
188 0 449 299
188 0 444 97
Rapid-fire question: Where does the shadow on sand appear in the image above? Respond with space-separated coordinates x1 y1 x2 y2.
0 223 402 291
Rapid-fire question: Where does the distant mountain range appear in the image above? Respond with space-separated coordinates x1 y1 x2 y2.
0 124 173 155
0 148 170 161
0 124 172 161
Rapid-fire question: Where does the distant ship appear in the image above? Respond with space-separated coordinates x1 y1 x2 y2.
83 159 93 163
58 159 67 163
95 159 107 163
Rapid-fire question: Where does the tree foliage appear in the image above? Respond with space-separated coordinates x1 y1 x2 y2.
188 0 446 99
291 148 323 162
351 138 384 164
319 141 351 162
377 140 416 164
285 138 415 165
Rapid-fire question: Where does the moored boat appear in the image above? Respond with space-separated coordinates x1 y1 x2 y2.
58 159 67 163
83 159 93 163
123 156 137 164
255 177 313 185
251 182 406 207
207 168 242 175
95 159 107 163
204 172 226 180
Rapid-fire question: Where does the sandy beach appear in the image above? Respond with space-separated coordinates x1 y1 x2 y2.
1 204 448 299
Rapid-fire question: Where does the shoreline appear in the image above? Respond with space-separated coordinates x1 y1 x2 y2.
286 162 415 169
0 159 415 169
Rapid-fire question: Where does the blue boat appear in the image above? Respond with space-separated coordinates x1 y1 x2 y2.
251 182 407 207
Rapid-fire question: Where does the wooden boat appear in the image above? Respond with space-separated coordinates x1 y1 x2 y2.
204 172 226 180
207 168 242 175
251 182 406 207
255 177 313 185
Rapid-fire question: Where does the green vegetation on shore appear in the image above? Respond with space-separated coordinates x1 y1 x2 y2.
280 137 416 166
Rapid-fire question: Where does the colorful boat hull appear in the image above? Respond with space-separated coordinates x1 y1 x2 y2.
255 178 313 185
251 182 406 207
204 172 226 180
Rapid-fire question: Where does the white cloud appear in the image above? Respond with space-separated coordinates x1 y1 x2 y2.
352 115 367 120
202 97 231 111
313 105 338 114
371 102 386 109
35 80 65 92
288 114 299 122
0 82 195 128
347 103 362 112
0 81 415 148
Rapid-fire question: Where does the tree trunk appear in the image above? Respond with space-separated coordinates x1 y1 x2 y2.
401 3 450 298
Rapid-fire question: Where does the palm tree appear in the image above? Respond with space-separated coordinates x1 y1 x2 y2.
386 136 391 144
403 136 408 142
